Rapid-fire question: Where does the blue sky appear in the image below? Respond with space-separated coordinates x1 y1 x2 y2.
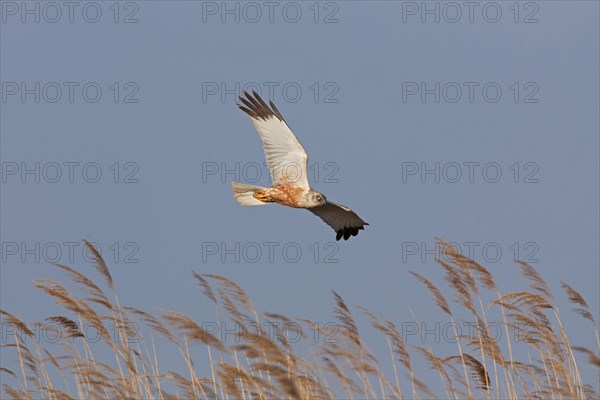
1 1 599 396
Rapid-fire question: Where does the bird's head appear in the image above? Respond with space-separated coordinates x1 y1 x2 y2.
308 189 327 206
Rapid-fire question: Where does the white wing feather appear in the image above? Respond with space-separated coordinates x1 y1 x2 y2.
238 91 309 189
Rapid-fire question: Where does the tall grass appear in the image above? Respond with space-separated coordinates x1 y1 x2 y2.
1 238 598 399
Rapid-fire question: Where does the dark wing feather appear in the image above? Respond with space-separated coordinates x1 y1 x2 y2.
238 90 285 122
308 201 368 241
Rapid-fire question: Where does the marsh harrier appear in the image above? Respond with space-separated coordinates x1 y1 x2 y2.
231 91 368 241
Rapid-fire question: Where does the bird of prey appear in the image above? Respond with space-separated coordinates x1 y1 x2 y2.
231 91 368 241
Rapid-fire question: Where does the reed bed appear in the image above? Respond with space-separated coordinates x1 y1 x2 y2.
1 238 598 399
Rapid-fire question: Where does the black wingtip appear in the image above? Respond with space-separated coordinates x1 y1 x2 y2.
237 90 283 122
335 224 367 241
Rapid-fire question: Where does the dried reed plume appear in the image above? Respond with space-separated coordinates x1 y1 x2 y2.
1 239 598 399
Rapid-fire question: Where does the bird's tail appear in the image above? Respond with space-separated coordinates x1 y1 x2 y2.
231 182 270 206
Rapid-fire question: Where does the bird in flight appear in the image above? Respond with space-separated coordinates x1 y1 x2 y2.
231 91 368 241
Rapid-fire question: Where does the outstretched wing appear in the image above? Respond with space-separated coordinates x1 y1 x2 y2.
309 201 368 241
238 91 309 189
